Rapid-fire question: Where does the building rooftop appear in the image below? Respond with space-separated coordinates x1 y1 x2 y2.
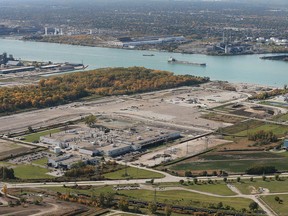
42 124 180 153
98 143 131 152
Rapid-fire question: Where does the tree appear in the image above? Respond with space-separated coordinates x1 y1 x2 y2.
246 166 277 175
2 184 8 197
241 208 247 213
237 177 241 183
217 202 223 209
105 193 114 207
275 196 280 202
275 174 280 181
148 202 157 214
249 201 259 212
250 177 254 182
262 175 267 181
0 167 16 180
223 177 227 183
201 170 208 176
179 179 184 185
27 126 34 133
84 114 97 127
164 205 172 216
184 170 192 177
118 197 129 211
98 193 105 207
20 197 27 203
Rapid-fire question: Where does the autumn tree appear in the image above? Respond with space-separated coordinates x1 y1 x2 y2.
164 205 172 216
118 197 129 211
0 67 209 114
2 184 8 197
148 202 157 214
84 114 97 127
249 201 259 212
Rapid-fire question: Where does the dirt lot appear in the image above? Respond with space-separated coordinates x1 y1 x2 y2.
1 188 94 216
135 135 231 167
0 83 250 136
0 139 33 160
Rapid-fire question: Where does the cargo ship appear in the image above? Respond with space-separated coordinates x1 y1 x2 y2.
143 54 155 56
168 57 206 66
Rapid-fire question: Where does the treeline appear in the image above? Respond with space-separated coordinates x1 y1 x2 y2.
248 130 278 145
0 167 16 180
65 165 96 178
249 87 288 100
246 166 277 175
0 67 209 113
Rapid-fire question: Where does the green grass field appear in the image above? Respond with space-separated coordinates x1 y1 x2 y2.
222 120 263 135
45 185 250 211
220 118 288 137
262 195 288 216
199 152 282 161
272 113 288 122
170 158 288 173
210 103 233 112
104 167 165 179
45 185 114 196
0 161 11 166
155 182 236 196
32 157 48 166
121 189 250 210
261 101 288 110
14 164 54 179
201 112 244 124
24 128 62 143
236 124 288 137
235 179 288 194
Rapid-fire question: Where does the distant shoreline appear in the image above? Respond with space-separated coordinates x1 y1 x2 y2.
2 36 288 57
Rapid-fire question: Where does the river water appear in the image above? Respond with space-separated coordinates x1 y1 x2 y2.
0 38 287 87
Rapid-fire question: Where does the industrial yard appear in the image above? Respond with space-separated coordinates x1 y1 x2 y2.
1 79 287 216
0 82 254 135
1 81 284 169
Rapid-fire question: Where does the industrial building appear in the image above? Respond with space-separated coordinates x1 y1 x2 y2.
99 143 133 157
40 124 181 158
122 36 186 47
40 136 69 149
282 139 288 150
0 66 35 74
48 154 99 169
79 146 100 156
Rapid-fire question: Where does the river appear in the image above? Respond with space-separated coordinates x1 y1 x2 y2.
0 38 287 87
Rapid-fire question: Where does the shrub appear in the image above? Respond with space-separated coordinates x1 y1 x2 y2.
246 166 277 175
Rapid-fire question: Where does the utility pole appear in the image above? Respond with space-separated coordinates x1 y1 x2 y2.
125 161 128 177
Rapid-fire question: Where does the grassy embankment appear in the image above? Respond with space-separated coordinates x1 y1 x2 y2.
104 167 165 179
167 118 288 174
261 195 288 215
13 164 53 179
23 128 61 143
45 185 251 211
32 157 48 166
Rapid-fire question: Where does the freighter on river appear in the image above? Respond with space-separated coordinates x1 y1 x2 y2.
168 57 206 66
